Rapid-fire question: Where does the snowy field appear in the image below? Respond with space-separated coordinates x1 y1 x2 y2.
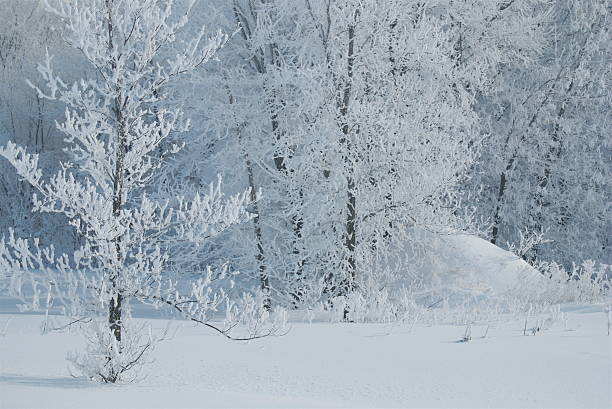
1 305 610 409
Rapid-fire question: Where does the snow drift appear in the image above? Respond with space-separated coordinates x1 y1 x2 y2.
382 231 548 312
427 234 544 296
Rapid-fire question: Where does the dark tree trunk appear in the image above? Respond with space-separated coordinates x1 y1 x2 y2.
245 148 271 310
233 2 305 304
227 86 271 310
339 18 357 320
107 1 125 360
491 171 507 245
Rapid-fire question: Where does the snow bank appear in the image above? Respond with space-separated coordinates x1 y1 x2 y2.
426 233 544 297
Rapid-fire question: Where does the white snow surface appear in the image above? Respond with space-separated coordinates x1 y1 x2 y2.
1 306 610 409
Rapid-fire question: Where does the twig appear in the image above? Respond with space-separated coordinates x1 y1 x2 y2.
0 317 12 337
47 317 92 332
426 299 443 310
141 293 283 341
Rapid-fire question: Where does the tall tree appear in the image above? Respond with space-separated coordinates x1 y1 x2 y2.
198 0 548 316
468 0 610 267
0 0 275 383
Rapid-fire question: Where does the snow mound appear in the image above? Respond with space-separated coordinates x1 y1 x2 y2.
424 233 545 298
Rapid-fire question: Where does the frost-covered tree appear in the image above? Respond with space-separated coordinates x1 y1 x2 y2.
0 0 76 250
468 0 610 268
0 0 280 383
178 0 311 309
192 1 551 318
292 0 482 308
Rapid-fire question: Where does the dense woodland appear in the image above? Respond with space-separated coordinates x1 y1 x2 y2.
0 0 609 383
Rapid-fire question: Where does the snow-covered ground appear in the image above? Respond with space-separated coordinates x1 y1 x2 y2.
1 305 610 409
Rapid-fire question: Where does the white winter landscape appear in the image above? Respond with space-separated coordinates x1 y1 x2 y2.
2 235 610 408
1 304 609 408
0 0 610 408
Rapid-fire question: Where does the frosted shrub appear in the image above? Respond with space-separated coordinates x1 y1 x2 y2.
331 290 397 324
329 268 424 324
68 319 161 383
538 260 610 304
223 291 288 340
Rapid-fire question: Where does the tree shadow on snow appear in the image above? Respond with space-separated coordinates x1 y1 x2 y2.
0 373 99 389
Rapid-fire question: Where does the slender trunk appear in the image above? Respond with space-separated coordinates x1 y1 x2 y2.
228 88 271 310
268 43 306 300
339 18 357 317
269 92 305 304
491 16 597 246
491 171 507 245
106 0 124 348
491 80 555 245
109 108 125 344
233 3 304 302
531 80 574 259
245 152 271 310
538 80 573 193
